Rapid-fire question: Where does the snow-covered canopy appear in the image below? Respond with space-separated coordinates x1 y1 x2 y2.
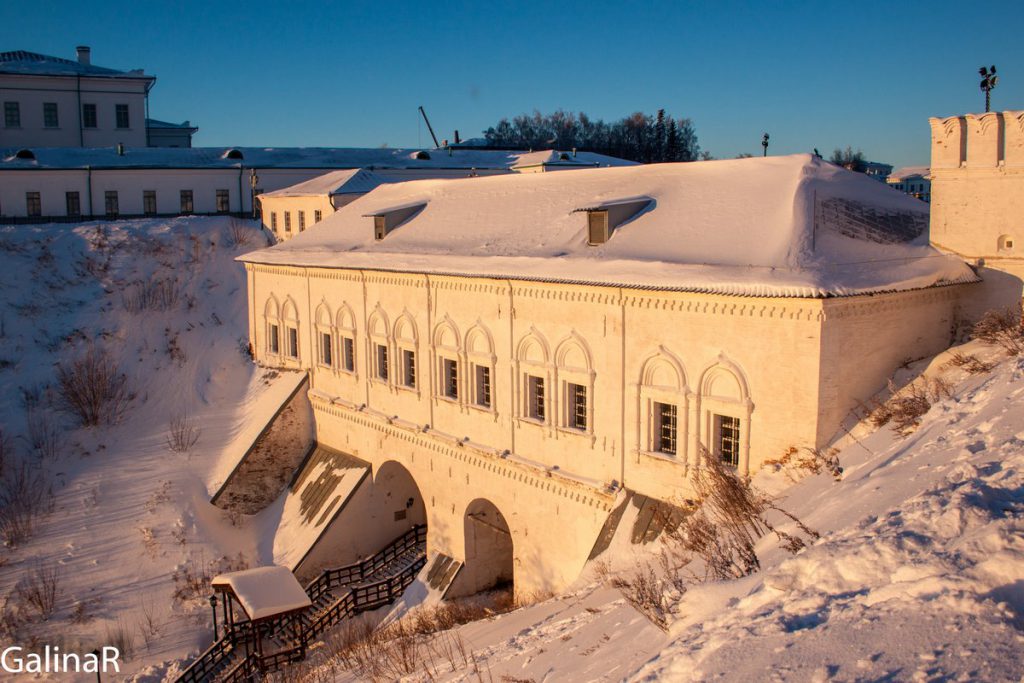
261 169 388 198
239 154 976 298
211 565 312 621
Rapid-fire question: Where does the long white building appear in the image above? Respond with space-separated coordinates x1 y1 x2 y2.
238 154 978 597
0 146 633 222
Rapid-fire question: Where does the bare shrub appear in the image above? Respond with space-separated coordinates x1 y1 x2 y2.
56 346 130 426
16 560 60 620
945 351 995 375
121 277 180 313
105 618 135 661
763 446 843 482
71 597 101 624
870 377 953 435
972 307 1024 356
165 329 186 366
138 598 162 649
0 463 52 547
25 404 61 461
166 413 201 453
612 450 817 626
225 218 255 248
172 553 248 604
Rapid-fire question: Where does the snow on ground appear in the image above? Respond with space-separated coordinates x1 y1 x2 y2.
336 340 1023 683
0 217 293 681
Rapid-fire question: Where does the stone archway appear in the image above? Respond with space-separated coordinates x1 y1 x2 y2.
373 460 427 538
454 498 513 596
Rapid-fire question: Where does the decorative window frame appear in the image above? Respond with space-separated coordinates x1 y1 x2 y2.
393 312 420 394
281 297 301 366
432 316 462 405
465 323 497 413
637 347 691 465
514 329 552 429
314 301 334 370
367 306 391 386
696 355 754 474
554 333 596 437
263 295 282 360
336 303 357 376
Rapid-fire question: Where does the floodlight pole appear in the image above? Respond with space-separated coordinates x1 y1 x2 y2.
762 133 770 157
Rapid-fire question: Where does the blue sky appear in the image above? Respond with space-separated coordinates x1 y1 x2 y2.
3 1 1021 168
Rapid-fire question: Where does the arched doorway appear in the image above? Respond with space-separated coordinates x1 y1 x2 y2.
457 498 513 595
373 460 427 539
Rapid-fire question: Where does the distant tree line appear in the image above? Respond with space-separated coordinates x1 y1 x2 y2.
830 146 867 173
482 109 704 163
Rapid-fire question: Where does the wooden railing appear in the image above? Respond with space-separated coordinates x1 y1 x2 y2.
306 524 426 602
175 632 236 683
175 524 427 682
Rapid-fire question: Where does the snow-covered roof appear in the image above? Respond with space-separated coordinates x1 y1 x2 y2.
0 50 153 80
888 166 930 181
238 154 977 298
0 146 633 171
261 169 389 198
511 150 622 169
211 565 312 621
146 118 198 131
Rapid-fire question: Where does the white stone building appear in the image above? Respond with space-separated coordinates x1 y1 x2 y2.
0 47 179 148
0 147 632 223
238 154 976 597
887 165 931 202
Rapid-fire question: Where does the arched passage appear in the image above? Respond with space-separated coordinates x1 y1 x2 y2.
456 498 513 596
373 460 427 537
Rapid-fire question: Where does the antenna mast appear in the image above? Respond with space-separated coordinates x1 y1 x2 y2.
418 106 440 148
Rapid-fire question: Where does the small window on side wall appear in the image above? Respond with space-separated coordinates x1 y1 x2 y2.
287 327 299 359
527 375 545 421
342 336 355 372
320 332 333 367
715 414 741 467
268 324 280 355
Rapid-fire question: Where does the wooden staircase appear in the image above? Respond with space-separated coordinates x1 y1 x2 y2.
175 524 427 683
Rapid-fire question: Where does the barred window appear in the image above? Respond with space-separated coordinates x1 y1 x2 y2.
82 103 97 128
474 365 491 408
403 349 416 388
216 189 230 213
66 191 81 217
568 383 587 430
104 191 118 218
375 343 389 381
268 324 280 354
43 102 58 128
527 375 545 421
180 190 194 214
298 211 306 232
716 415 741 467
443 358 458 399
320 332 333 367
26 192 41 217
115 104 129 128
143 190 157 216
654 402 677 455
342 336 355 372
287 327 299 359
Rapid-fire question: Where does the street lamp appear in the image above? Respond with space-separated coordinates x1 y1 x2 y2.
249 170 260 221
92 649 101 683
762 133 770 157
209 594 219 641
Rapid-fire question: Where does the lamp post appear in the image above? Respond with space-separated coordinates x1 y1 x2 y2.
979 65 998 113
209 594 219 641
250 170 260 221
92 649 101 683
762 133 770 157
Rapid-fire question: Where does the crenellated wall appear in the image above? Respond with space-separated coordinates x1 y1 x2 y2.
929 110 1024 308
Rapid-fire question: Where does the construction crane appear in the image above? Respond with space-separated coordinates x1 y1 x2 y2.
418 106 440 149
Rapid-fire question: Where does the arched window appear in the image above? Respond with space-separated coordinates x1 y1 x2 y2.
336 304 357 373
394 313 419 391
432 318 461 402
315 302 334 369
264 295 281 357
367 307 390 383
697 357 753 473
281 297 300 361
638 349 689 463
554 334 595 434
515 330 551 426
465 324 496 410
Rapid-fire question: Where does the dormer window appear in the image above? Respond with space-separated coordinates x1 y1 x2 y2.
415 151 431 160
575 197 653 245
365 203 426 240
14 148 35 160
223 148 244 160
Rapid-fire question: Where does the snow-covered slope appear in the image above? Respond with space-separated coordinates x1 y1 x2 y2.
0 218 293 681
241 154 975 297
